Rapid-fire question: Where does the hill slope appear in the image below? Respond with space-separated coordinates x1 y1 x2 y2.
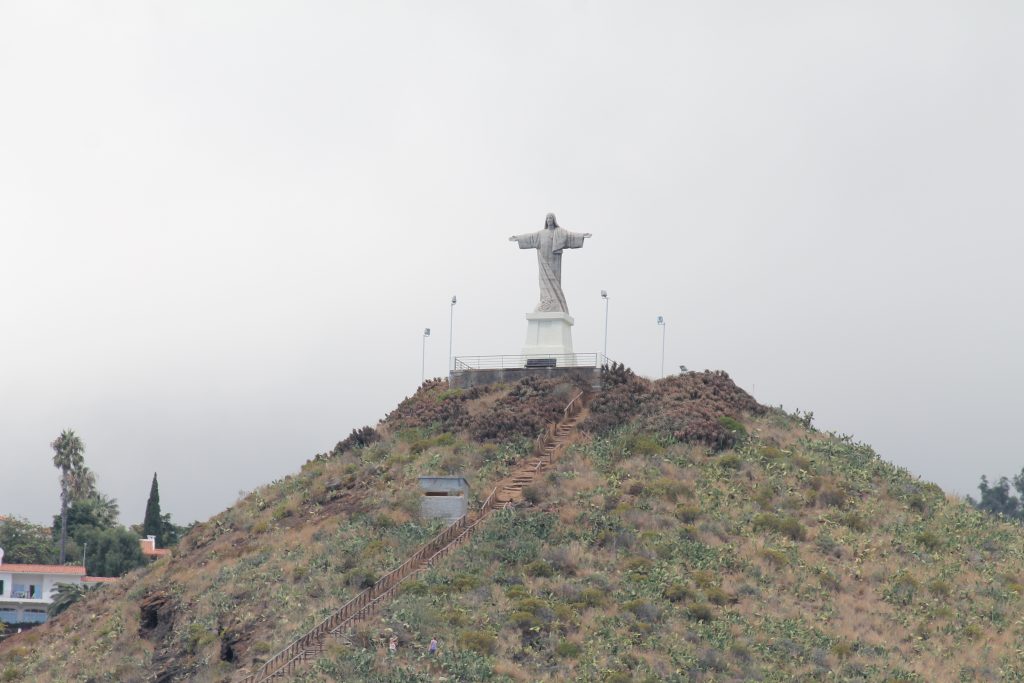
3 369 1024 682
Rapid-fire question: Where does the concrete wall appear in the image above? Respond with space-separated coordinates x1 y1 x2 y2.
449 366 601 390
418 477 469 494
419 476 470 522
420 495 468 522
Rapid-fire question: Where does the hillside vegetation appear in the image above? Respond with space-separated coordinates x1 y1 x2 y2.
3 369 1024 682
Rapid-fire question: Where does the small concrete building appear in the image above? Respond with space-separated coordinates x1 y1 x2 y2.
419 476 470 521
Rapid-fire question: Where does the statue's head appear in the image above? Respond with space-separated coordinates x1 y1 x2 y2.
544 213 558 229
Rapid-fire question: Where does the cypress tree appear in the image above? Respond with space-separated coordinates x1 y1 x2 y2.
142 473 162 547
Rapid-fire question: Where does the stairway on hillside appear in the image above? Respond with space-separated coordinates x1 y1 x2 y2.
494 410 583 506
237 393 587 683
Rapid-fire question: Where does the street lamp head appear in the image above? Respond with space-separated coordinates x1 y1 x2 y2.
679 365 688 373
424 328 431 337
657 316 664 325
601 290 607 299
451 295 457 305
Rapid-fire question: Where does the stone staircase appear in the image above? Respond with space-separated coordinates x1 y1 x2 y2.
494 411 582 506
236 391 586 683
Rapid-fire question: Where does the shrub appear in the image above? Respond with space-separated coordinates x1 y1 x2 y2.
469 377 583 443
585 363 651 435
752 513 807 541
451 573 482 591
915 530 944 552
623 599 662 623
675 504 701 523
652 477 693 501
839 512 869 532
817 485 847 508
622 556 653 574
589 368 763 451
718 453 742 470
578 587 607 608
760 547 789 567
754 487 775 510
718 416 747 440
831 641 854 660
459 629 497 655
816 532 841 558
663 583 696 602
704 587 735 606
686 603 714 622
626 434 664 456
885 572 919 606
385 379 473 434
508 611 542 631
542 546 577 575
332 426 379 455
522 485 543 505
963 623 983 640
524 560 554 578
345 570 377 589
789 453 812 471
815 566 842 592
555 640 581 658
625 480 645 496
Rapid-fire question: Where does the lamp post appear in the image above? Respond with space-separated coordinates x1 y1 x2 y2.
448 295 457 371
600 290 609 361
422 328 431 383
657 316 665 378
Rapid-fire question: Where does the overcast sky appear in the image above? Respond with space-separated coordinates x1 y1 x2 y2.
2 2 1022 527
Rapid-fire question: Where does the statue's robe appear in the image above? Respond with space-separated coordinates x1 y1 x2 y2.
513 226 587 313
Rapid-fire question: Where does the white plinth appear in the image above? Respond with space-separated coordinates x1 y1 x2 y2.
522 312 575 359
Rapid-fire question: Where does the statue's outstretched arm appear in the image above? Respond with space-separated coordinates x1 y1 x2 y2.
509 236 519 242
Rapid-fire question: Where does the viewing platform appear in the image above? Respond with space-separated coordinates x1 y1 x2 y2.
449 353 610 389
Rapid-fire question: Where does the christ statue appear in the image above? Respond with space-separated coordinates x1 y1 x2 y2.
509 213 592 314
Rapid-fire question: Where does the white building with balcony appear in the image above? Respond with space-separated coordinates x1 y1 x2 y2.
0 562 113 626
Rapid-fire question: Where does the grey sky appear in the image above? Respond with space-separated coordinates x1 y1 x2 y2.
2 2 1022 527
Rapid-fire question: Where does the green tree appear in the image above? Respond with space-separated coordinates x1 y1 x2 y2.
142 473 163 546
50 429 86 564
52 493 120 544
969 470 1024 521
79 527 146 577
0 516 57 564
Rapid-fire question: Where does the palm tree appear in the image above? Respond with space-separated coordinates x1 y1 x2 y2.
47 583 86 617
51 430 85 564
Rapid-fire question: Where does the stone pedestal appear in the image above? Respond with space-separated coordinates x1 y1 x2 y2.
522 312 575 360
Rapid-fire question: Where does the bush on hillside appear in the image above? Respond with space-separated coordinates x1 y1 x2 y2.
468 377 584 443
384 379 480 434
585 363 651 435
385 377 587 444
586 366 764 451
332 425 380 455
752 513 806 541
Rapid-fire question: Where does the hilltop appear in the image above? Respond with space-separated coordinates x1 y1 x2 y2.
3 368 1024 682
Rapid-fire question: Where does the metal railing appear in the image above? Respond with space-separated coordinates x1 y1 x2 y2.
564 390 585 419
453 353 609 371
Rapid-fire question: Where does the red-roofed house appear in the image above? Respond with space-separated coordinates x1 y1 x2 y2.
139 536 170 559
0 561 114 626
